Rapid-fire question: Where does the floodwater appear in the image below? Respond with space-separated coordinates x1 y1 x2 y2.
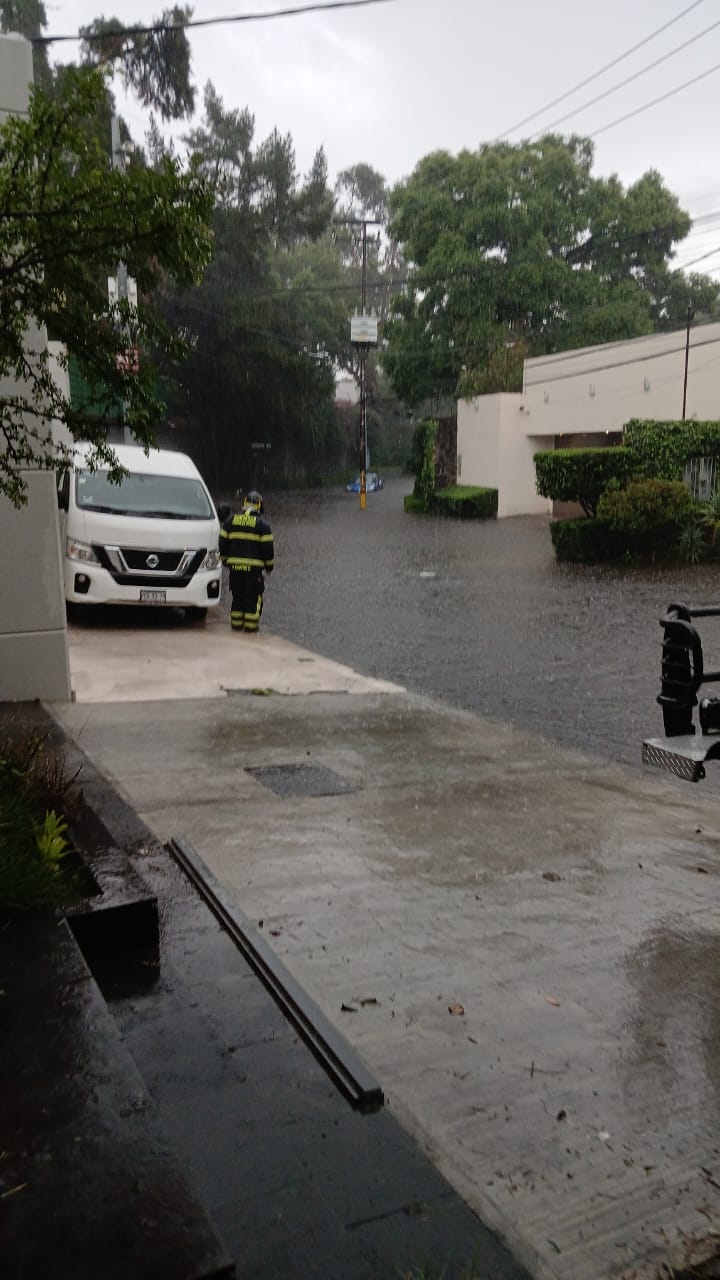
247 475 720 771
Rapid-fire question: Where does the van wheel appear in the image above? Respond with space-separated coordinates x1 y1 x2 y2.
185 607 208 623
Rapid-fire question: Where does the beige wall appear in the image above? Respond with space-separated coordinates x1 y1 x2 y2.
523 322 720 434
458 322 720 517
457 394 552 518
0 34 71 702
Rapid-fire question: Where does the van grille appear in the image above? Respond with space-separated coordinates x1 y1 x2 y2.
94 545 206 585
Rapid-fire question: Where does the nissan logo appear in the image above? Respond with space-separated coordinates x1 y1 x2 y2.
146 553 160 569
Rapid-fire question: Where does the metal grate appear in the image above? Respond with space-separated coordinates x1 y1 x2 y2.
245 763 356 798
642 739 705 782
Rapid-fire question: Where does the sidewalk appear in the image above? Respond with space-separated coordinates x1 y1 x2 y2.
50 619 720 1280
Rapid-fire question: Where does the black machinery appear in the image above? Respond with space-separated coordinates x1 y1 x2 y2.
643 602 720 782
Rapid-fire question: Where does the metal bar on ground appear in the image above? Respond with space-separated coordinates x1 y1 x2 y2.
167 835 384 1114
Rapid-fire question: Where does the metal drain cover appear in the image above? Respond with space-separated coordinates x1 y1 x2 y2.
245 763 356 798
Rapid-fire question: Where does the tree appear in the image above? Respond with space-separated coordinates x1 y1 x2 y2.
153 84 347 487
79 6 195 120
0 67 213 505
383 136 718 409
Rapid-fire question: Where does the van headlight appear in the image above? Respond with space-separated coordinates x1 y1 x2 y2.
200 549 221 570
66 537 99 564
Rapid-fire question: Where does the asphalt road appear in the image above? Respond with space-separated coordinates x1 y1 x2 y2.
226 474 720 772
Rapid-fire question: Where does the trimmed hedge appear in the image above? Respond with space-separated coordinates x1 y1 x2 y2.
433 485 498 519
534 446 638 516
404 493 429 514
550 517 629 563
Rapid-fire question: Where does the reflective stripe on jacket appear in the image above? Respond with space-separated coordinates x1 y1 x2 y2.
219 509 274 572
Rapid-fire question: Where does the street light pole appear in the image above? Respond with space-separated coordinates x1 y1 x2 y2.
682 303 694 421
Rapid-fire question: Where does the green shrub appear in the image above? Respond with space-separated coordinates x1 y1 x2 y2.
550 517 629 563
678 518 706 565
624 418 720 480
597 477 695 534
410 419 439 505
404 493 430 514
433 485 498 519
0 733 86 915
534 447 638 516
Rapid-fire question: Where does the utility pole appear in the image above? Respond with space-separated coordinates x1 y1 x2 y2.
682 303 694 421
337 216 380 509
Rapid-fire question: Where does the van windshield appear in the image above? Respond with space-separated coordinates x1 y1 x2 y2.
75 470 214 520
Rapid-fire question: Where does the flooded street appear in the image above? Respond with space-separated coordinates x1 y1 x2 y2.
252 475 720 771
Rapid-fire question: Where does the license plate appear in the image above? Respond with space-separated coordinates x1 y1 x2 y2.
139 589 166 604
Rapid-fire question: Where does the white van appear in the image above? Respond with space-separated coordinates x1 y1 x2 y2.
57 443 222 620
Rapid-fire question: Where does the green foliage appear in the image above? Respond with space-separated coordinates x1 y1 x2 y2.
410 419 439 505
0 733 86 914
550 517 629 563
624 418 720 480
35 810 71 863
597 477 695 534
403 493 430 514
79 6 195 120
433 485 497 519
534 447 637 516
0 67 214 505
678 518 706 565
383 136 716 408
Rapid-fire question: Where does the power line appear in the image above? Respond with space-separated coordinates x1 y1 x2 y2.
498 0 708 138
589 59 720 137
678 245 720 269
530 15 720 139
33 0 399 46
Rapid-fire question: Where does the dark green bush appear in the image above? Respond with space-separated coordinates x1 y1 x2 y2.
534 447 638 516
410 419 439 506
432 485 498 519
597 478 695 534
0 733 86 914
404 493 429 514
550 517 629 563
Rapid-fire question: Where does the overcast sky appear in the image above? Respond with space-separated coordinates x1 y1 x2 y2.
46 0 720 275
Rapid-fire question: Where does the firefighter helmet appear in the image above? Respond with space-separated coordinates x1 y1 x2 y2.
244 489 263 512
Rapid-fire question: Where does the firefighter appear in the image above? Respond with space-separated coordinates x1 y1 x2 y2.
219 490 274 633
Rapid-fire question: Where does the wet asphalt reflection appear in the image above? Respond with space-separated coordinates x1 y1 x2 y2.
231 475 720 774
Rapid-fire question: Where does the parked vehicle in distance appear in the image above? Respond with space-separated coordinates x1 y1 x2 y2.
57 443 222 621
346 471 383 493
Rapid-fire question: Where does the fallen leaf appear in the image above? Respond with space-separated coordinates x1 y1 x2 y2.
360 997 378 1006
546 996 561 1007
448 1003 465 1016
697 866 709 875
543 871 562 882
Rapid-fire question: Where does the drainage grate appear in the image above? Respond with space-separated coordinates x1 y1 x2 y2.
245 762 356 798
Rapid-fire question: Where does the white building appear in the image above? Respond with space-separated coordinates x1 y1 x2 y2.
457 321 720 518
0 34 71 700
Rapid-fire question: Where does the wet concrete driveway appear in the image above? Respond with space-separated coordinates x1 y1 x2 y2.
51 478 720 1279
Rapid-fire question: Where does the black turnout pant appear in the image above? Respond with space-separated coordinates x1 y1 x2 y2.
229 568 264 632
